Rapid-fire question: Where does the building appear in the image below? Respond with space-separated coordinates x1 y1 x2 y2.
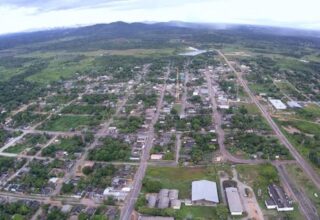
158 197 170 209
147 195 157 208
287 101 302 108
225 187 243 216
150 154 163 160
192 180 219 205
265 184 294 212
269 99 287 110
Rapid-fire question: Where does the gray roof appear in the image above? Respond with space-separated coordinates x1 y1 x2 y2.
158 197 170 209
225 187 243 214
192 180 219 203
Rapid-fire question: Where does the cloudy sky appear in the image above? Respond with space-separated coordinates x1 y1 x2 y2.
0 0 319 34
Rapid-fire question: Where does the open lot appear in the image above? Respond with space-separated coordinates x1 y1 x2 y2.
38 115 99 131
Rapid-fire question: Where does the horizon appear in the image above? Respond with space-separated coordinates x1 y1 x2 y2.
0 0 319 35
1 20 320 37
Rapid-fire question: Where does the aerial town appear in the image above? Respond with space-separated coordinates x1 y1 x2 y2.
0 20 320 220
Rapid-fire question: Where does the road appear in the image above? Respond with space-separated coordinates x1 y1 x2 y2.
204 69 264 165
216 50 320 220
120 67 169 220
216 49 320 190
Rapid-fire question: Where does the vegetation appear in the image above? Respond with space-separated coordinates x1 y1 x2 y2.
88 137 131 161
42 136 86 158
39 115 99 131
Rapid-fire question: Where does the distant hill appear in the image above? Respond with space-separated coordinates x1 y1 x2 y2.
1 21 320 51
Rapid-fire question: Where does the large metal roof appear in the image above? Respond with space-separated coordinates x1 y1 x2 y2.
192 180 219 203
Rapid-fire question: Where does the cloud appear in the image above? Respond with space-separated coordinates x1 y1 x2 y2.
0 0 129 12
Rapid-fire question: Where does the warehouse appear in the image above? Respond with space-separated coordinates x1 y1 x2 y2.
269 99 287 110
225 187 243 216
192 180 219 205
265 184 294 212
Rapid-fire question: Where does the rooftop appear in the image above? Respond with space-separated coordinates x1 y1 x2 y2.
192 180 219 203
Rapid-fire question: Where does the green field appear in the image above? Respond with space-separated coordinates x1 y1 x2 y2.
144 166 219 199
27 57 93 84
38 115 99 131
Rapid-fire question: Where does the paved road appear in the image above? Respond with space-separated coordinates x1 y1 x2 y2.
216 50 320 190
120 67 169 220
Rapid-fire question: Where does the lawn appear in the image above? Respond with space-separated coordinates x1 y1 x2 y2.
38 115 99 131
144 166 218 199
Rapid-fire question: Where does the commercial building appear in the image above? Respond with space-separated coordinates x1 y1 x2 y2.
225 187 243 216
265 184 294 212
192 180 219 205
269 99 287 110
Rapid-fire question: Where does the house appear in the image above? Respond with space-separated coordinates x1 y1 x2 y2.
225 187 243 216
150 154 163 160
265 184 294 212
192 180 219 205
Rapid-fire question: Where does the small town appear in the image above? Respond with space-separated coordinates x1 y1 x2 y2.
0 2 320 219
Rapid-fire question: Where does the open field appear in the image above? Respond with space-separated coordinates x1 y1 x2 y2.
38 115 99 131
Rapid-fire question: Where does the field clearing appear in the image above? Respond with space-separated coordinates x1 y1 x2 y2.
38 115 99 131
26 58 94 83
0 66 23 81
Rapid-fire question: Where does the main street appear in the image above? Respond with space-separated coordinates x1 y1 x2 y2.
120 67 170 220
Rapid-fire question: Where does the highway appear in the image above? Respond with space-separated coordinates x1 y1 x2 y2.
120 67 169 220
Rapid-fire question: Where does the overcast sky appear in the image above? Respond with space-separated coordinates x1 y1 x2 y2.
0 0 319 34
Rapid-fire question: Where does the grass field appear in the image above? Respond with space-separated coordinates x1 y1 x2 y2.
27 57 93 84
286 164 320 214
38 115 98 131
144 166 219 199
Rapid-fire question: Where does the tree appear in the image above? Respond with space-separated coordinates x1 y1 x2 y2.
143 178 162 193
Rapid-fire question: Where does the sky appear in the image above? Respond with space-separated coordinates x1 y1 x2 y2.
0 0 320 34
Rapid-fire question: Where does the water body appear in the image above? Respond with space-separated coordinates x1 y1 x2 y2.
179 47 207 56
